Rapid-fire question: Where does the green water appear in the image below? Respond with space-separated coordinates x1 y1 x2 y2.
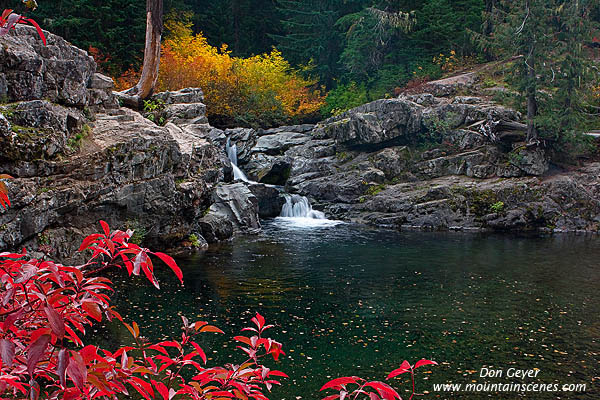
99 221 600 399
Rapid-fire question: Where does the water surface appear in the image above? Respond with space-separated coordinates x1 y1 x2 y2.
100 222 600 399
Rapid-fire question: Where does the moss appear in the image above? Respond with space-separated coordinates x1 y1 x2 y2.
37 232 50 245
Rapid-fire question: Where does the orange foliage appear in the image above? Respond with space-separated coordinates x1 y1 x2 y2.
114 68 140 92
157 25 324 127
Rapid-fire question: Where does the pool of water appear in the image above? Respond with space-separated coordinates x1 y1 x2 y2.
98 221 600 399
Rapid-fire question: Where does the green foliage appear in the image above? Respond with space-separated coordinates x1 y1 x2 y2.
125 220 147 246
322 82 369 116
188 233 202 248
490 201 505 213
29 0 146 76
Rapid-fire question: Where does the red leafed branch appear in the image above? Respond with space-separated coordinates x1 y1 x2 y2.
321 359 438 400
0 9 46 45
0 218 287 399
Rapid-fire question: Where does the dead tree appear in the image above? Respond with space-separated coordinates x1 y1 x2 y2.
118 0 163 108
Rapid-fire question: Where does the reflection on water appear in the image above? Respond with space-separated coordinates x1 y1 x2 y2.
99 223 600 399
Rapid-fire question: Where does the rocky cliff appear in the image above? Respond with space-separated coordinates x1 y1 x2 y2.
0 27 262 261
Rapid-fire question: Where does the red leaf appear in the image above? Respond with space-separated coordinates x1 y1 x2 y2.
413 359 437 370
190 341 207 364
29 379 40 400
364 382 401 400
23 18 46 45
322 395 340 400
2 307 24 331
320 377 360 391
133 250 145 276
82 301 102 322
57 348 69 387
252 312 265 330
27 334 50 376
268 370 289 378
99 220 110 237
152 380 169 400
66 352 87 391
78 234 102 252
387 360 412 380
1 9 13 21
152 252 183 284
44 304 65 339
199 325 224 334
0 339 15 368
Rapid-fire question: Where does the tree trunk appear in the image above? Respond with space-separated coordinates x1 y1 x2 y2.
119 0 163 108
526 41 538 143
483 0 496 36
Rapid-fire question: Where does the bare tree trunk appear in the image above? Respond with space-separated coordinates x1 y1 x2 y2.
119 0 163 108
526 41 538 143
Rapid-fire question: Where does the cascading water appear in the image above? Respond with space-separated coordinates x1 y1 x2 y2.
225 138 341 227
280 194 326 219
276 194 342 228
226 138 250 182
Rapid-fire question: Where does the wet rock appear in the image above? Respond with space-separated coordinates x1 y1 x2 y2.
510 146 549 176
251 132 312 155
246 154 292 185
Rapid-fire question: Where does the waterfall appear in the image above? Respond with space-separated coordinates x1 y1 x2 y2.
226 138 249 182
280 194 325 219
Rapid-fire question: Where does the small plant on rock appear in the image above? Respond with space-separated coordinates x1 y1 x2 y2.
490 201 505 213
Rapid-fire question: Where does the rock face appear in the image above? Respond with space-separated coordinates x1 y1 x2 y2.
0 26 117 110
0 28 239 260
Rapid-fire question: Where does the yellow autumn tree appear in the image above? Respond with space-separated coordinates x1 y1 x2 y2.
157 20 324 127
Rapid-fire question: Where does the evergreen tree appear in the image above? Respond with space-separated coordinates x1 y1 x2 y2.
486 0 598 144
274 0 366 88
28 0 146 76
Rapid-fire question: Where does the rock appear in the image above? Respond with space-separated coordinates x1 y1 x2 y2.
248 183 286 218
162 103 208 125
251 132 312 155
315 99 423 147
0 108 228 259
246 154 292 185
201 183 260 235
89 73 114 90
510 147 549 176
263 124 314 134
421 72 478 97
0 100 88 161
0 26 96 106
197 214 234 244
153 88 204 105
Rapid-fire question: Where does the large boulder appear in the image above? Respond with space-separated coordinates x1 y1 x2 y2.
314 99 423 147
0 26 115 109
199 183 260 241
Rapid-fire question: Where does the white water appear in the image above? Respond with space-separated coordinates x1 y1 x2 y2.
277 194 343 228
226 138 250 182
280 194 325 219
